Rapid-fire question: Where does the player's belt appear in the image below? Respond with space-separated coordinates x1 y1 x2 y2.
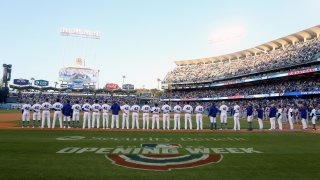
153 112 159 114
55 110 61 111
143 111 149 113
164 112 169 114
84 110 90 112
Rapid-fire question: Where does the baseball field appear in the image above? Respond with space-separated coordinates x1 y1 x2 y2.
1 110 320 180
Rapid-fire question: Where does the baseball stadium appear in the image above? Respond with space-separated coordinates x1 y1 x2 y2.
1 1 320 180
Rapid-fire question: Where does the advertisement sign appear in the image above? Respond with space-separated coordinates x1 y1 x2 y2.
67 84 89 89
288 68 316 76
122 84 135 91
106 83 119 90
13 79 29 85
34 80 49 86
59 67 98 84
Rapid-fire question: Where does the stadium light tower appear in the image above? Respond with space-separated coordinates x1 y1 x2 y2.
122 75 126 86
157 78 161 90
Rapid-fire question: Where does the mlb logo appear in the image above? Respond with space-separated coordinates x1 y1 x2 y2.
141 144 181 148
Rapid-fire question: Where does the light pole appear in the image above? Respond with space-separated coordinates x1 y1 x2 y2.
97 69 100 90
54 81 59 89
122 75 126 86
30 77 35 85
157 78 161 90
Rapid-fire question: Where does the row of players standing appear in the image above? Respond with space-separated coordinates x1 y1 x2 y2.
21 99 205 130
208 102 317 130
21 99 317 130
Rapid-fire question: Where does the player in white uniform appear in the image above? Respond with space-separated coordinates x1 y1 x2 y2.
151 103 161 129
161 102 171 130
183 102 193 130
82 100 92 129
310 105 317 130
287 105 294 130
71 101 82 128
173 102 182 130
141 102 151 130
277 105 283 130
219 102 228 130
21 101 32 128
121 102 130 129
52 99 63 128
41 99 52 128
91 100 102 128
195 103 204 130
131 103 140 129
31 100 42 128
233 103 241 131
101 100 111 129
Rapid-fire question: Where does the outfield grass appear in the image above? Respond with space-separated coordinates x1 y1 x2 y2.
0 129 320 180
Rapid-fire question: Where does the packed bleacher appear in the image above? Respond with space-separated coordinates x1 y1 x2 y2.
161 79 320 99
164 38 320 83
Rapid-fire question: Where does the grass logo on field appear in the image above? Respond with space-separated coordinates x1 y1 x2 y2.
105 144 223 171
56 136 85 141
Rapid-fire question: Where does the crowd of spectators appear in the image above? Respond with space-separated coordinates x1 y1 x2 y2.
16 93 138 105
164 38 320 83
161 79 320 99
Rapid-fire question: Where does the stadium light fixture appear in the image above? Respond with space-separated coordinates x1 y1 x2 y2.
60 27 101 39
254 48 269 54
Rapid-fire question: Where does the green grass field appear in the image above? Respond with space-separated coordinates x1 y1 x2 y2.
1 112 320 179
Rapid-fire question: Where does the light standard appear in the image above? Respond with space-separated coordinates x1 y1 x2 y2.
157 78 161 90
122 75 126 86
54 81 59 88
30 77 35 85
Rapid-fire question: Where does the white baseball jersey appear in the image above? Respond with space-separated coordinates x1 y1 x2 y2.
219 105 228 115
91 103 101 112
234 105 240 113
195 106 204 114
161 104 171 113
41 102 52 110
151 107 161 114
101 104 111 113
31 104 42 113
288 108 293 118
22 104 32 112
121 104 130 114
131 105 140 112
173 105 182 114
183 105 193 113
277 108 282 116
310 109 316 117
72 104 82 113
52 102 63 111
141 105 151 113
82 103 92 112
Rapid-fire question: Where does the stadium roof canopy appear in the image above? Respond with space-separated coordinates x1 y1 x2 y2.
175 25 320 65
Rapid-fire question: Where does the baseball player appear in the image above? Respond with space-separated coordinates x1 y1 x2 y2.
91 100 102 128
111 101 121 129
277 105 283 130
208 102 218 130
310 105 317 130
161 102 171 130
71 101 82 128
82 100 92 129
151 103 161 129
233 102 241 131
246 103 253 131
141 101 151 130
195 102 204 130
41 99 52 128
101 100 111 129
219 102 228 130
120 102 130 129
31 100 42 128
52 99 63 128
131 102 140 129
269 104 277 130
21 101 32 128
62 100 72 128
173 102 182 130
257 105 264 130
183 102 193 130
299 104 308 130
287 104 294 130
